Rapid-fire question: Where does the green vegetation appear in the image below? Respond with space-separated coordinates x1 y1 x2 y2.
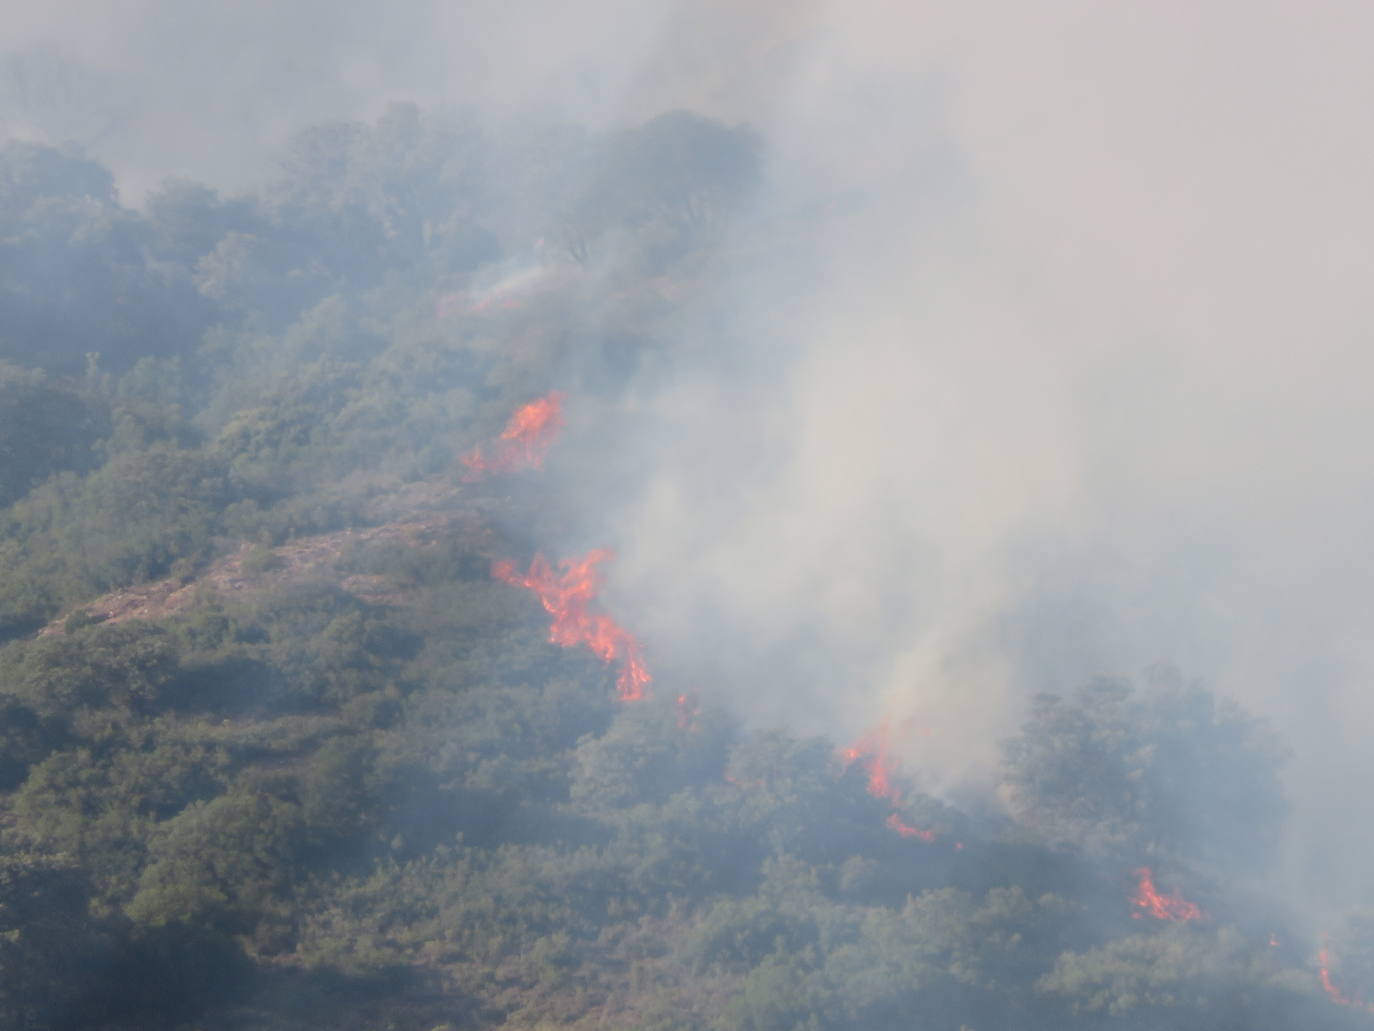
0 110 1363 1030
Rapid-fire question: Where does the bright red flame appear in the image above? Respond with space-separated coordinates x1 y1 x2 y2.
461 392 565 480
493 549 649 701
1130 868 1202 922
843 723 939 842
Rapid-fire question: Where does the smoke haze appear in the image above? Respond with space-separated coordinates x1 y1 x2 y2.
8 0 1374 917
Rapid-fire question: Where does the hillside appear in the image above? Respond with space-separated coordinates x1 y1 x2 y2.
37 481 483 636
0 109 1371 1031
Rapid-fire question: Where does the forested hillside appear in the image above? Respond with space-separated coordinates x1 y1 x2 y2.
0 107 1371 1030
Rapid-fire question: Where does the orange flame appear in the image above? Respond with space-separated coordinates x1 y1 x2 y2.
842 723 899 802
461 392 565 480
493 549 649 701
1319 943 1374 1011
886 813 936 841
843 723 938 842
1130 868 1202 922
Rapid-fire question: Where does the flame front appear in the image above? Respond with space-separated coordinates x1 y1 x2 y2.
1130 868 1202 922
461 391 565 480
494 549 649 701
1319 943 1374 1012
843 722 939 842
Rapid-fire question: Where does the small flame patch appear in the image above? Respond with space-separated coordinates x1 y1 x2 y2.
1130 868 1202 922
843 722 939 842
494 549 649 702
1319 943 1374 1012
462 391 565 480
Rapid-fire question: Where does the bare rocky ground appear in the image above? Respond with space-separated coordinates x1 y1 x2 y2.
39 477 503 635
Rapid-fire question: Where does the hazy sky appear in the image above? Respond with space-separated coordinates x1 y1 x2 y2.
7 1 1374 915
0 0 797 197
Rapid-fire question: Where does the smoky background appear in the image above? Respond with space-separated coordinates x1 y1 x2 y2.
6 0 1374 924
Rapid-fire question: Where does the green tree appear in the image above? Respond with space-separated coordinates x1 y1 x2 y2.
0 142 210 373
0 696 49 789
0 363 109 507
570 698 732 808
143 177 260 266
0 852 108 1030
300 735 381 844
3 622 179 718
724 953 830 1031
0 447 235 630
127 788 303 941
560 111 760 269
1001 674 1286 872
722 731 886 864
1037 926 1319 1030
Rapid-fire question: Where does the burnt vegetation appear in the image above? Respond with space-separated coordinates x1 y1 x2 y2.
0 106 1369 1030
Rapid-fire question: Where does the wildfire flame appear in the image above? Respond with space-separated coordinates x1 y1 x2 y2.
842 722 938 842
493 549 649 701
886 813 936 842
1319 943 1374 1012
676 691 701 731
841 723 898 801
1130 868 1203 922
461 391 565 480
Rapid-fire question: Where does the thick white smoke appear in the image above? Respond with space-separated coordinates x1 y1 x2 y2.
608 1 1374 918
